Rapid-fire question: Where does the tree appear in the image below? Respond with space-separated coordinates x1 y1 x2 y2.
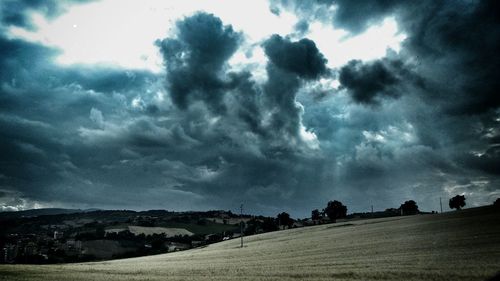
277 212 293 229
400 200 419 215
95 226 105 238
493 198 500 207
449 195 466 210
261 217 279 232
311 209 321 221
323 200 347 223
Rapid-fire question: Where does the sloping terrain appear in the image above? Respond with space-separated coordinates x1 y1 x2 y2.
1 206 499 281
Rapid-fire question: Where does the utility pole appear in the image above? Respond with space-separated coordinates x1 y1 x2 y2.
440 197 443 213
240 204 244 248
371 205 373 216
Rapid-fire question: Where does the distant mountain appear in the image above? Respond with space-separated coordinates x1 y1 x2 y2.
0 208 87 219
83 208 102 212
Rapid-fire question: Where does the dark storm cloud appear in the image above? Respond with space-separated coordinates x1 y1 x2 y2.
262 34 327 79
338 58 422 105
0 0 92 30
399 0 500 115
156 14 326 145
0 36 157 122
462 146 500 175
0 31 168 210
0 9 332 215
272 0 500 210
2 0 500 216
275 0 500 114
258 34 329 146
156 12 242 112
226 71 265 135
0 36 58 82
270 0 400 35
2 5 328 215
255 35 329 143
0 36 155 93
273 0 500 121
146 13 333 215
329 0 400 34
62 68 155 94
261 64 303 142
338 59 398 104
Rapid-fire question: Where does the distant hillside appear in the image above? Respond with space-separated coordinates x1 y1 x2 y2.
0 209 241 236
0 208 245 263
1 206 498 281
0 208 85 219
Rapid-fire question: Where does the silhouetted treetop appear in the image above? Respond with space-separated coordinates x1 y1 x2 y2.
400 200 419 215
449 195 466 210
277 212 293 229
323 200 347 223
493 198 500 207
311 209 321 221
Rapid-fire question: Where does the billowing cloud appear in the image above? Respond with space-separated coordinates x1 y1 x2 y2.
339 59 399 104
338 58 421 105
274 0 500 210
156 12 242 112
270 0 400 35
275 0 500 113
0 0 499 217
260 35 327 146
329 0 400 34
262 34 328 79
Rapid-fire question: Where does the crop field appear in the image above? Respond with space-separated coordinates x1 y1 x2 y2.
105 226 194 236
159 221 239 235
1 206 499 281
206 217 254 225
128 226 194 236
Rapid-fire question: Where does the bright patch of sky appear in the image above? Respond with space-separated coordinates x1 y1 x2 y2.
8 0 405 73
307 18 406 68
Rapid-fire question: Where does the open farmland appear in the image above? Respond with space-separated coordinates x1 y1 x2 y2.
105 226 194 236
1 206 499 281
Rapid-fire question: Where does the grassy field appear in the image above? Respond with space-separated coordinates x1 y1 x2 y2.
159 221 239 235
1 206 499 281
105 226 194 236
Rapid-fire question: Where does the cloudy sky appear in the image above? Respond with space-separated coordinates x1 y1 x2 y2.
0 0 499 217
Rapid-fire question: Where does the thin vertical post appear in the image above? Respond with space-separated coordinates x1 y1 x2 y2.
440 197 443 213
240 204 244 248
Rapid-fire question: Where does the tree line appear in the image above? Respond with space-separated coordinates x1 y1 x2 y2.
273 194 496 228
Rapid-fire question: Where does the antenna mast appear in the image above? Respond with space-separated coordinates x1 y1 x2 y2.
240 204 244 248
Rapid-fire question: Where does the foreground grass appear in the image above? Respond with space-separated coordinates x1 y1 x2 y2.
1 206 499 281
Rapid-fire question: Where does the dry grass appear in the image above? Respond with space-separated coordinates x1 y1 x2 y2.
1 206 499 281
106 225 194 237
105 226 193 236
127 226 193 236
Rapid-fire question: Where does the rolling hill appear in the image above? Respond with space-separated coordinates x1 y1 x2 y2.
0 208 87 219
1 206 499 281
